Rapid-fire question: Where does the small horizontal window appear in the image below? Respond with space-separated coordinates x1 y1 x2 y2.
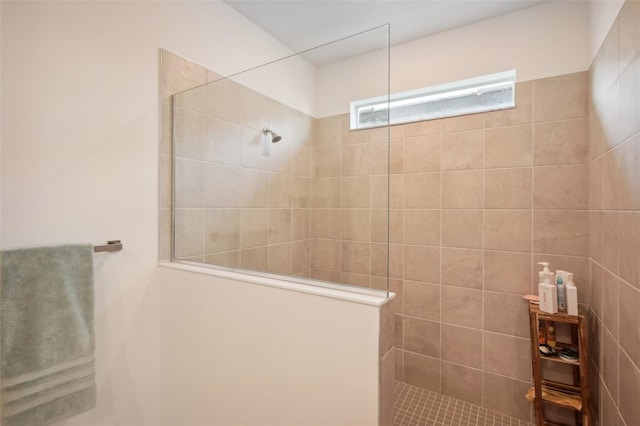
350 70 516 130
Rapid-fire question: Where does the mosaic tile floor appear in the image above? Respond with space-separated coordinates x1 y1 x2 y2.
394 381 532 426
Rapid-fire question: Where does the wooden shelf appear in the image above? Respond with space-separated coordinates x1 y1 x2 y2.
527 386 582 411
527 301 590 426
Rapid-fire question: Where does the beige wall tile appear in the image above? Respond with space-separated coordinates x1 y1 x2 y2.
174 158 204 207
533 118 588 166
205 250 240 269
310 208 340 239
602 213 620 274
390 175 404 209
341 209 370 241
442 130 484 170
620 215 640 289
205 209 240 252
441 324 482 368
484 168 532 209
369 140 388 175
316 115 342 146
485 81 532 128
342 176 370 208
619 350 640 426
161 50 207 102
311 239 341 270
240 209 269 248
442 210 483 249
403 245 440 283
315 146 341 177
533 165 588 210
403 210 440 246
291 209 309 241
370 174 389 209
268 172 291 208
483 332 531 381
292 240 310 274
619 281 640 368
310 269 341 283
591 261 604 318
389 244 404 279
341 241 371 275
601 328 619 404
342 143 371 176
395 315 404 349
404 280 440 321
205 163 241 207
441 286 482 328
241 246 268 272
441 362 482 406
290 142 311 177
341 272 370 288
268 243 292 275
206 78 242 124
160 155 172 209
205 116 242 166
379 349 394 426
390 139 404 174
290 176 310 208
442 113 484 133
484 125 532 168
371 209 402 244
533 211 589 256
403 119 442 138
590 211 604 264
533 72 587 122
241 168 269 208
441 248 483 289
394 349 404 382
404 317 440 358
484 210 532 252
174 208 205 258
268 209 291 244
442 170 483 209
589 157 603 210
619 0 640 71
403 135 441 173
175 107 206 160
371 243 388 277
403 172 441 208
484 292 530 338
619 57 640 142
484 251 531 295
482 373 532 421
311 177 341 208
403 352 441 392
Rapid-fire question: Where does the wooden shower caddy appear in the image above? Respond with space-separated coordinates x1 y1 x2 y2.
527 302 590 426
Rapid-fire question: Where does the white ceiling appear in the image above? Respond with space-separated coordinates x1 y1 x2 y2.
225 0 549 65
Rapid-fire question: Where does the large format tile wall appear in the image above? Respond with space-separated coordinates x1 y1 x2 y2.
587 2 640 425
161 50 314 278
314 72 590 422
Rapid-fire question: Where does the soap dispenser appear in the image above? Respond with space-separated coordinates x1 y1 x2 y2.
539 276 558 314
538 262 555 286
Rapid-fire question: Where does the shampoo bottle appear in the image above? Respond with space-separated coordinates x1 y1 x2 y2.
539 276 558 314
566 273 578 316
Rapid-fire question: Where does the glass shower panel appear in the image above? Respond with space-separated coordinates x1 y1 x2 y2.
172 25 390 294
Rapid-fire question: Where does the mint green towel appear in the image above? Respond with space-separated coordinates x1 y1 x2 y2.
1 245 96 426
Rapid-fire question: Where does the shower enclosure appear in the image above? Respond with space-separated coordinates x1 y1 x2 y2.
170 25 391 295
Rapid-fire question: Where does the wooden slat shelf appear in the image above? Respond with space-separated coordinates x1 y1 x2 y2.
526 301 590 426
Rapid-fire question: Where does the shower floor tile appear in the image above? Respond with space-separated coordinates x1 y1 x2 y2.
394 381 532 426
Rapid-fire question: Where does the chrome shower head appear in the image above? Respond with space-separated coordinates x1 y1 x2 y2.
262 128 282 143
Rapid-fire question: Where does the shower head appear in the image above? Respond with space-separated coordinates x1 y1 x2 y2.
262 128 282 143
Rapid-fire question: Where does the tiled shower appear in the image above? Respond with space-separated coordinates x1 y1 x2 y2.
161 1 640 423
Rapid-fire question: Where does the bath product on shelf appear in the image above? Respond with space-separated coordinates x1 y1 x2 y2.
545 321 557 347
566 273 578 316
538 323 546 344
556 273 567 312
539 276 558 314
538 262 555 288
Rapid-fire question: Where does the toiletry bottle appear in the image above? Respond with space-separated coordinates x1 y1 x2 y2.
566 273 578 316
538 322 546 344
556 274 566 312
538 262 555 287
539 276 558 314
546 321 556 347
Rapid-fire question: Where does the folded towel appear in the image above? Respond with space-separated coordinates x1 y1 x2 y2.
1 245 96 426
